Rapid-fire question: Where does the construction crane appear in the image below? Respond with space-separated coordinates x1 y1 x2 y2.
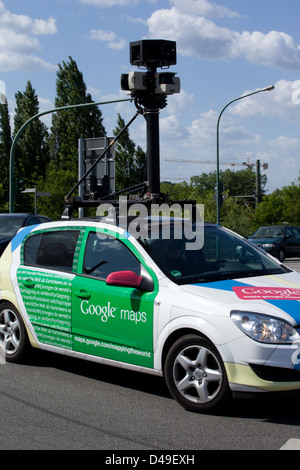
165 158 268 170
161 176 190 181
165 158 268 208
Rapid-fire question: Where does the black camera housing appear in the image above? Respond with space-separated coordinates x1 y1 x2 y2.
130 40 176 68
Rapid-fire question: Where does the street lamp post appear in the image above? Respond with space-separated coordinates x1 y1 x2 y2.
216 85 274 225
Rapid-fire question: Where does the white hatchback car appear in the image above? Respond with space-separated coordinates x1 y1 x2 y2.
1 217 300 413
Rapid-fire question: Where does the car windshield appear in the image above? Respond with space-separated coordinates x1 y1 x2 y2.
0 215 26 237
252 227 284 238
139 222 289 285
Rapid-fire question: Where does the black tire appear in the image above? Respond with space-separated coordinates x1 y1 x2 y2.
164 334 230 413
0 302 31 363
278 248 285 263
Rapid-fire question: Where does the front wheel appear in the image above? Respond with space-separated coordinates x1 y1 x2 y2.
0 302 31 363
164 335 230 413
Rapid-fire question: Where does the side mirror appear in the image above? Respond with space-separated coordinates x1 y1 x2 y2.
106 270 142 288
106 268 154 292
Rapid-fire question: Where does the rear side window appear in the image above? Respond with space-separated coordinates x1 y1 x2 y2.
24 230 80 272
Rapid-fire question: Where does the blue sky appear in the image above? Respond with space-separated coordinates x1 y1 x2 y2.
2 0 300 194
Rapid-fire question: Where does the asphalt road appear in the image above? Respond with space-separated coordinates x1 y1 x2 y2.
2 348 300 451
284 258 300 272
1 258 300 452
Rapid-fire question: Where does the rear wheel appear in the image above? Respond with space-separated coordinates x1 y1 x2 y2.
0 302 31 363
164 335 230 413
278 248 285 262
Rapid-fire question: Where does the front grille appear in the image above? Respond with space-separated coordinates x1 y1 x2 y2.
250 364 300 382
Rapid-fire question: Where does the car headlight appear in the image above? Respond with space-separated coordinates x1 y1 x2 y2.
231 311 300 344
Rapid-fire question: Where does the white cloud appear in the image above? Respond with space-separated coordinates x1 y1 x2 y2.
236 30 300 69
165 89 194 115
80 0 138 6
171 95 300 192
263 136 300 190
0 1 57 36
32 16 57 35
230 80 300 123
0 52 56 73
147 8 236 60
90 29 117 41
89 29 126 50
146 4 300 70
0 1 57 72
109 39 127 50
160 114 190 140
170 0 240 18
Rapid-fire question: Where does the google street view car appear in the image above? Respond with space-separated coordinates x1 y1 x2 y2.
1 213 300 413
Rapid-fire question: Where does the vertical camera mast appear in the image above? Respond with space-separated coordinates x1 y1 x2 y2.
121 39 180 198
63 39 181 218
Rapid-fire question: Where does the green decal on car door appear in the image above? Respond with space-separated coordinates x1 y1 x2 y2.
16 226 158 368
17 268 74 349
72 276 155 367
72 229 158 368
16 227 83 350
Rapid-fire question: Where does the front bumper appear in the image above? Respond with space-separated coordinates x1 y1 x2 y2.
222 332 300 394
226 362 300 394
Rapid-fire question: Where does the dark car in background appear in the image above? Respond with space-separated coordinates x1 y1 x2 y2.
249 225 300 262
0 213 52 256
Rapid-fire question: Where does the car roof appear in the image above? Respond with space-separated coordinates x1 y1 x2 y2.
76 216 213 226
258 225 298 228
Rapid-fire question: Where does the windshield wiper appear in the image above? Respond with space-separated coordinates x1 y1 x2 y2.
179 267 288 285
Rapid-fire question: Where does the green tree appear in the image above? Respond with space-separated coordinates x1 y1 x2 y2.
113 114 146 191
189 168 266 202
221 196 256 236
13 81 50 211
280 182 300 225
36 167 77 220
161 169 260 235
14 81 49 182
222 167 266 200
255 190 286 226
189 172 216 200
49 56 106 175
160 180 191 201
0 98 12 209
255 180 300 227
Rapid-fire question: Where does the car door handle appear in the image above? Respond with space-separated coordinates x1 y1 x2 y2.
75 290 91 299
22 278 35 288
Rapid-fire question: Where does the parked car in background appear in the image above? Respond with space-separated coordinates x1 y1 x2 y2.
249 225 300 262
0 213 52 257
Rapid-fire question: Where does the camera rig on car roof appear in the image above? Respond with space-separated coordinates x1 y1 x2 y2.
62 40 197 220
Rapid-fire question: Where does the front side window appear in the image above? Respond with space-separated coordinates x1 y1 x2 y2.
83 232 141 279
286 227 294 239
292 227 300 238
24 230 80 272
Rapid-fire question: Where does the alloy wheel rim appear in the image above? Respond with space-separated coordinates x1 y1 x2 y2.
173 344 223 404
0 308 21 355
